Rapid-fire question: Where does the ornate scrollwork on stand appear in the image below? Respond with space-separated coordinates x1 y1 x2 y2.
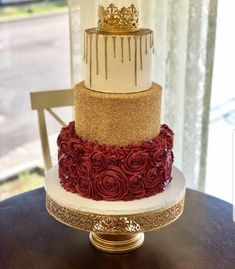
93 217 141 233
46 194 185 234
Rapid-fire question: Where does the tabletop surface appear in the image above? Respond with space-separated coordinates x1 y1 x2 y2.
0 188 235 269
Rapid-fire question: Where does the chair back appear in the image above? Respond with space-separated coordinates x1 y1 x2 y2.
30 89 73 171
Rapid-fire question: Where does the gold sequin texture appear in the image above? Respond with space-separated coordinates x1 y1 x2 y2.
74 82 162 146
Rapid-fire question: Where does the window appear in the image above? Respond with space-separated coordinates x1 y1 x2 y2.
0 1 70 199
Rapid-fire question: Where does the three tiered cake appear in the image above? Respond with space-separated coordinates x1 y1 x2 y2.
57 3 174 201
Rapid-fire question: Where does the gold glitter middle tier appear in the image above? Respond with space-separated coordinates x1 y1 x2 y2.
74 82 162 146
83 28 154 94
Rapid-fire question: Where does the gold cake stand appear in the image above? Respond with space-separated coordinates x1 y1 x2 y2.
45 166 186 254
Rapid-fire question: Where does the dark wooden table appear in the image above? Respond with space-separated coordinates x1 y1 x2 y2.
0 188 235 269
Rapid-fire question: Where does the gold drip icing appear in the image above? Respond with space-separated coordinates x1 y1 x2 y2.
83 29 154 87
152 32 155 54
140 36 143 71
150 32 154 54
85 32 88 64
112 36 116 58
89 34 93 87
96 34 99 75
121 37 124 63
83 32 86 61
145 35 148 55
98 3 140 33
134 36 138 86
128 37 131 61
104 36 108 79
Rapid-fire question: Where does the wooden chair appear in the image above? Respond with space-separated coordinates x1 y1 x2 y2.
30 89 73 171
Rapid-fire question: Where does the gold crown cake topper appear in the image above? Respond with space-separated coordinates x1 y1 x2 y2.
98 3 140 33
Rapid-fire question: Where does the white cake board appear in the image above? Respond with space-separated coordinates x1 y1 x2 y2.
45 165 186 216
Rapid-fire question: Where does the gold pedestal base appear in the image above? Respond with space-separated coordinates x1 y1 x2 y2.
89 233 144 254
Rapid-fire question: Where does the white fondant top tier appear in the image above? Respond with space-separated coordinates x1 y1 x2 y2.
83 28 154 93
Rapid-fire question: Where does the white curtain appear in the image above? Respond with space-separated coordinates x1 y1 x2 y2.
68 0 218 191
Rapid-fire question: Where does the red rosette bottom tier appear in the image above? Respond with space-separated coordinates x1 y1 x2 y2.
57 121 174 201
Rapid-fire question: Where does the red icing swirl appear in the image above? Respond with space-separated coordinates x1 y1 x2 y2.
96 166 127 200
58 121 174 201
123 151 151 175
